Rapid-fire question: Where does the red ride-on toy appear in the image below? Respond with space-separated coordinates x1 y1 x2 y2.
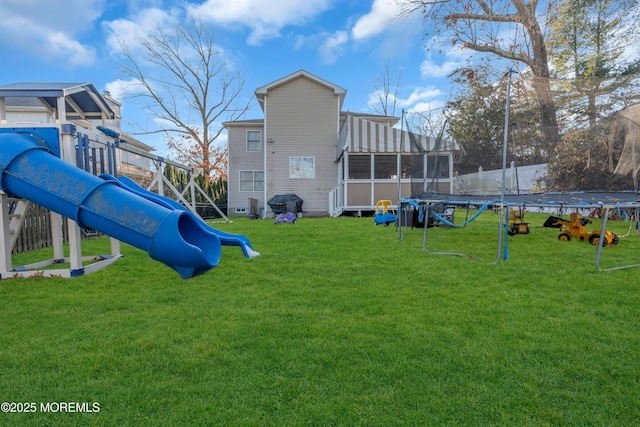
544 212 619 246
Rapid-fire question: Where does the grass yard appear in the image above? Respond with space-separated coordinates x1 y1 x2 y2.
1 211 640 426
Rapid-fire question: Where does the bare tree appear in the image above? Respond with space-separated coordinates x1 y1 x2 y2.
396 0 560 150
116 18 253 180
369 60 403 117
409 108 448 139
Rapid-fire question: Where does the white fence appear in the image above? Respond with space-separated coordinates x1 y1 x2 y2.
453 163 547 195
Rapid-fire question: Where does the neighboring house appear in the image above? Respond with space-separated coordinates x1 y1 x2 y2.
0 82 154 179
223 70 462 217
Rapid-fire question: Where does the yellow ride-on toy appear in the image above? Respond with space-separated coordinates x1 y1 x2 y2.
544 212 619 246
507 207 530 236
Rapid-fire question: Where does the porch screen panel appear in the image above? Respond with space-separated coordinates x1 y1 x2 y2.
401 154 423 179
349 155 371 179
374 154 397 179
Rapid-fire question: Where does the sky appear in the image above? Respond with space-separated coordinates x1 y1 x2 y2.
0 0 469 156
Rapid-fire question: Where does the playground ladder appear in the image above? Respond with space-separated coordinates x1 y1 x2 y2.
7 197 29 250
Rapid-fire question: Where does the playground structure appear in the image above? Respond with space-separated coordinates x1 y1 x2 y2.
0 83 256 279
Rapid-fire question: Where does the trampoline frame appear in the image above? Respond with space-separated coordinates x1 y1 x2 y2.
399 69 640 271
399 194 640 271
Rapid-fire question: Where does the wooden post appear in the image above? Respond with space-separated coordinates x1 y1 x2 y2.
190 171 197 213
60 126 83 273
157 160 165 196
0 192 12 274
50 211 64 262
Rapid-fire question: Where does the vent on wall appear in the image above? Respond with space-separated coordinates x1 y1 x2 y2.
235 208 247 213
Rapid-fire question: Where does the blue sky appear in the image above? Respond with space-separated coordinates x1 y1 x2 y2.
0 0 469 155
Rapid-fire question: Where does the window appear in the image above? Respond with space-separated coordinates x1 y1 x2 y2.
240 170 264 191
247 130 261 152
289 157 315 179
374 154 397 179
349 155 370 179
427 155 449 178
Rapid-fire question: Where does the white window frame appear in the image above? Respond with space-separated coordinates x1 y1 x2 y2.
289 156 315 179
246 130 261 152
239 170 264 192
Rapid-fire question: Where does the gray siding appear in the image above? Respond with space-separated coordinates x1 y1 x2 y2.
227 125 264 215
264 76 340 216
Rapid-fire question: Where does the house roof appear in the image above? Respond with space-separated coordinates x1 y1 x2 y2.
0 82 114 119
222 118 265 128
254 70 346 111
340 111 400 127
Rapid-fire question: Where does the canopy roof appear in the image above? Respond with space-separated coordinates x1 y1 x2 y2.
0 82 114 120
336 114 462 161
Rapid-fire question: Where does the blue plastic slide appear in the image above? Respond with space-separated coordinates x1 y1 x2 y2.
101 175 259 259
0 132 255 279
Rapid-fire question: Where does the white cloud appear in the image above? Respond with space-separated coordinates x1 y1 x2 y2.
351 0 403 41
367 86 443 115
349 0 422 61
398 87 442 108
104 8 179 55
318 31 348 65
408 100 445 115
105 79 144 101
0 0 104 66
420 58 464 78
419 44 471 79
44 32 97 67
186 0 334 46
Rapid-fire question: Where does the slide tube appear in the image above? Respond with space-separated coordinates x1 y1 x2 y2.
0 132 221 279
103 174 259 258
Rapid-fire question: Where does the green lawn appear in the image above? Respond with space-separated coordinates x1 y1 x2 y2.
1 212 640 426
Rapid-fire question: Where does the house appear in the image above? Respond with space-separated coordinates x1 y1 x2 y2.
223 70 462 217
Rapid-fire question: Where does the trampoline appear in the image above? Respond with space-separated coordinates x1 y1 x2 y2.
395 69 640 271
399 191 640 271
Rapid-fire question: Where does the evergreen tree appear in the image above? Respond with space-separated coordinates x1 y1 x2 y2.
548 0 640 131
446 65 548 174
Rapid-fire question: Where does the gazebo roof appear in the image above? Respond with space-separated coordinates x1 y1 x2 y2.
0 82 114 120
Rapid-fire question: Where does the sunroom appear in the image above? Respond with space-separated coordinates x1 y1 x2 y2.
329 114 461 217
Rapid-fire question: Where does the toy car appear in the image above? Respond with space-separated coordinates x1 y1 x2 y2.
544 212 618 246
